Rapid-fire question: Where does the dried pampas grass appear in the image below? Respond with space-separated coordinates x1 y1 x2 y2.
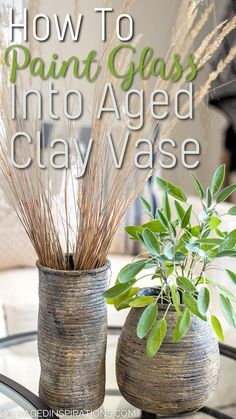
196 15 236 67
0 1 236 271
197 45 236 104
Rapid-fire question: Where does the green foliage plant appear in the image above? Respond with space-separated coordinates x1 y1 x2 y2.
103 165 236 357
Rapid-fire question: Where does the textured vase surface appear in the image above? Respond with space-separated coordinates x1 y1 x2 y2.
116 304 220 417
37 261 111 413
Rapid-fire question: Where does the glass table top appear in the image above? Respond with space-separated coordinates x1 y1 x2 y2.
0 386 37 419
0 330 235 419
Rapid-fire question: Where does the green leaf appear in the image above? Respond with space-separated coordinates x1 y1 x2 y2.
201 227 211 238
102 279 136 299
171 285 181 314
183 293 207 321
201 243 216 252
116 297 137 310
170 222 177 238
125 226 143 240
140 195 152 214
228 205 236 216
163 191 171 220
174 200 185 221
110 287 140 310
191 226 201 237
217 184 236 203
164 243 175 260
137 302 158 338
224 229 236 248
199 210 210 223
226 269 236 285
142 228 160 256
211 315 224 342
156 209 169 230
146 318 167 358
215 228 225 238
208 278 236 303
198 238 223 245
181 205 192 229
129 296 156 307
173 308 191 342
218 230 236 252
177 276 196 293
156 177 187 202
216 250 236 258
186 242 200 253
206 187 212 208
191 172 204 199
118 260 146 283
165 262 174 276
136 232 145 243
195 277 210 285
175 251 186 261
219 294 236 328
142 220 166 233
198 286 210 315
211 164 225 194
209 215 221 230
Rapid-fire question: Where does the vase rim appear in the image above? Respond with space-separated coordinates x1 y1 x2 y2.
36 258 111 276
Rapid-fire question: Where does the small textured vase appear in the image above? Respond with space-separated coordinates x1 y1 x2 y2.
116 304 220 416
37 260 111 413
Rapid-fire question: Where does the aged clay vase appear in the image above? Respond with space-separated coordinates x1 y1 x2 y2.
116 296 220 416
37 259 111 413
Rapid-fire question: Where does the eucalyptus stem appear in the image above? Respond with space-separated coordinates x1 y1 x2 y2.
195 261 207 286
163 303 172 319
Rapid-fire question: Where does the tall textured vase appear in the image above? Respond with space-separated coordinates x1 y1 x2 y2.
37 260 110 413
116 303 220 417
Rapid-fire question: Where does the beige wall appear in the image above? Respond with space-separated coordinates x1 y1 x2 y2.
160 0 228 194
